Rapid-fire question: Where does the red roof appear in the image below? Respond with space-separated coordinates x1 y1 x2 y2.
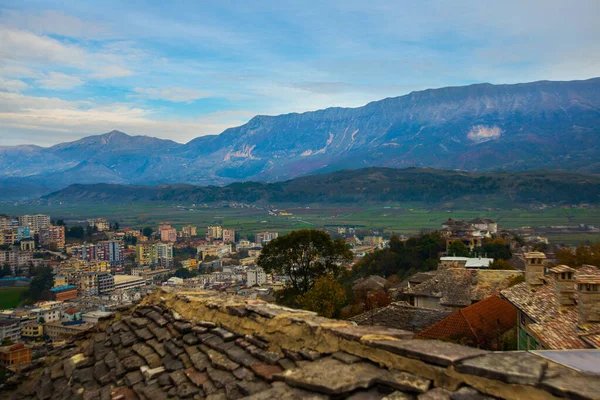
417 295 517 349
64 307 80 314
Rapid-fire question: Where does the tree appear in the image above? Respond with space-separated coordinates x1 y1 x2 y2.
174 268 197 279
447 240 470 257
27 266 54 302
55 219 66 226
298 276 347 318
0 264 11 278
489 259 513 270
142 227 153 238
257 229 353 294
112 222 120 231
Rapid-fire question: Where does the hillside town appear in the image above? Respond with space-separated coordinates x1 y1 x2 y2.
0 212 598 396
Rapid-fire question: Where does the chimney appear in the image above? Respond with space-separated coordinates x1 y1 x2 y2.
524 252 546 287
577 275 600 324
549 265 576 309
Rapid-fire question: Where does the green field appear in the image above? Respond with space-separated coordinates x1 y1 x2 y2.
3 203 600 244
0 287 28 309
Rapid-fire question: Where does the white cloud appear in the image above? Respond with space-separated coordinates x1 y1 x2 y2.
91 65 134 79
0 10 114 39
36 72 84 90
133 87 211 102
467 125 503 143
0 78 28 93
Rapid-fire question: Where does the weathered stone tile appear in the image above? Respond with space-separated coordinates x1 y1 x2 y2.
299 348 322 361
540 373 600 400
147 323 171 342
183 333 199 345
134 327 154 341
245 334 269 349
232 366 255 381
124 370 143 387
203 347 240 371
455 352 546 385
282 348 303 362
165 340 185 357
250 362 283 381
50 360 65 380
190 351 210 371
212 327 236 341
180 352 193 369
236 380 271 396
276 357 385 395
225 381 244 400
345 388 389 400
129 317 149 329
173 321 193 333
119 331 137 347
170 369 189 386
158 372 172 386
333 351 363 364
178 382 200 398
206 366 236 389
141 384 168 400
121 355 145 371
197 320 217 329
278 358 297 371
382 392 413 400
184 367 210 387
248 346 281 365
224 344 260 367
449 386 494 400
163 353 184 371
325 324 413 342
371 340 488 367
147 339 167 357
93 361 111 385
418 388 452 399
227 305 249 317
147 310 168 327
377 370 430 393
240 381 328 400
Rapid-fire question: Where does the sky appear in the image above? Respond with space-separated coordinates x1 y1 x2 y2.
0 0 599 146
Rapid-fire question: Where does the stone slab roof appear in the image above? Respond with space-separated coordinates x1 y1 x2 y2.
3 289 600 400
417 295 517 349
348 302 452 332
501 265 600 350
407 268 522 307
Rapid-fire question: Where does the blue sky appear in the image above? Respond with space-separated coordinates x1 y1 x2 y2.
1 0 599 146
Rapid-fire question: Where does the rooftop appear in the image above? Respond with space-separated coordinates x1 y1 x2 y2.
501 265 600 349
2 289 599 400
417 295 517 348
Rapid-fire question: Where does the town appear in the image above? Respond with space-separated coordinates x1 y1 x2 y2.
1 210 597 378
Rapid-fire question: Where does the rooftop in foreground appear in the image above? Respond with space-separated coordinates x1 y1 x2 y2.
3 288 599 400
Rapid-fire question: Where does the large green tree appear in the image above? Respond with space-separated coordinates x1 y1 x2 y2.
257 229 353 294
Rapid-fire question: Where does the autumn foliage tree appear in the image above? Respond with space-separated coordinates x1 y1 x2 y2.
298 276 347 318
555 242 600 267
257 229 353 295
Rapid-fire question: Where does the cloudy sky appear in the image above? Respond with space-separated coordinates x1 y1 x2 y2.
1 0 599 146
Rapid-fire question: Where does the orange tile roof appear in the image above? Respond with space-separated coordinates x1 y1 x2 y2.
416 295 517 348
64 307 80 314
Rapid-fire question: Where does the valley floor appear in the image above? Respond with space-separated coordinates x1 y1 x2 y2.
2 203 600 244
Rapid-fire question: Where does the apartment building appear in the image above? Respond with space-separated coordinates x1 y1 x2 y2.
71 241 124 267
39 225 65 249
0 250 33 274
97 273 115 293
160 227 177 242
0 344 31 368
222 229 236 244
207 225 223 239
180 225 197 238
87 218 110 231
255 232 278 245
246 267 267 287
18 214 50 231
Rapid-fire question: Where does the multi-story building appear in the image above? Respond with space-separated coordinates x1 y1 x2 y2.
222 229 236 244
207 225 223 240
71 241 124 267
255 232 278 245
18 214 50 231
39 225 65 249
197 244 231 260
0 319 22 342
0 217 13 230
181 259 198 271
21 322 43 339
246 267 267 287
0 343 32 368
45 321 94 341
0 251 33 275
160 227 177 243
158 222 172 231
0 229 17 246
87 218 110 231
135 242 173 267
97 273 115 293
180 225 197 238
16 227 32 241
113 275 145 291
50 285 78 302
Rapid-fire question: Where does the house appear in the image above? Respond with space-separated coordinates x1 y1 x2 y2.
501 252 600 350
353 275 387 292
349 301 452 332
406 267 522 310
439 256 493 270
0 344 31 369
63 307 82 321
417 295 517 350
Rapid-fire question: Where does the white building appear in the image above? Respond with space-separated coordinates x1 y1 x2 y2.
113 275 145 291
246 267 267 287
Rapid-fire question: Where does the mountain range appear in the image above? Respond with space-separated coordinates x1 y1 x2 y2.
40 168 600 206
2 77 600 200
